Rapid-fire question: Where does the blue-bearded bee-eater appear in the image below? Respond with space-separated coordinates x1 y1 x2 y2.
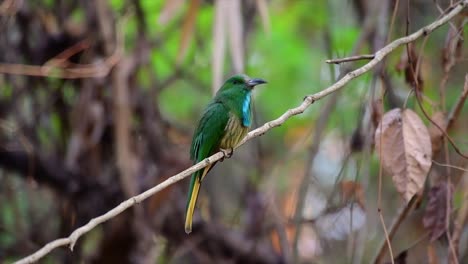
185 74 267 234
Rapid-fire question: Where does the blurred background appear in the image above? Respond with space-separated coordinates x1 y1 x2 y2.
0 0 467 263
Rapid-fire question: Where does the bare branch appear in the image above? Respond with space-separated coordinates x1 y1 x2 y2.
373 199 418 263
14 2 468 263
432 160 468 173
0 25 122 79
325 54 375 64
0 54 120 79
447 74 468 129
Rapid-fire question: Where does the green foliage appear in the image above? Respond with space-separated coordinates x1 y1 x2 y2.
0 205 15 241
1 82 12 98
273 1 327 34
70 7 85 23
38 126 51 150
159 80 211 122
82 228 103 258
3 1 468 262
62 84 76 105
330 26 360 55
141 0 166 30
109 0 125 11
50 112 63 141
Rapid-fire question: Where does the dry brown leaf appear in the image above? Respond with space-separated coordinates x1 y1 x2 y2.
395 44 424 90
427 242 438 264
375 108 432 202
428 111 447 156
371 99 384 129
270 224 295 256
340 181 365 209
423 182 454 241
176 0 201 64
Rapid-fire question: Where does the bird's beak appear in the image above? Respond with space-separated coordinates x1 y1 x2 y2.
247 78 267 87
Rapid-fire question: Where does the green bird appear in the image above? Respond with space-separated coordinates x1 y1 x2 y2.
185 74 267 234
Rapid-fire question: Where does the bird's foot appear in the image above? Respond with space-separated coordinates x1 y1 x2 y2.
220 148 233 161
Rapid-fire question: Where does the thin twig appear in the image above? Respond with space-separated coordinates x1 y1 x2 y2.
376 62 394 263
14 3 468 263
292 13 376 261
434 0 462 35
375 24 467 264
325 54 375 64
374 0 396 262
0 33 120 79
0 53 120 79
432 160 468 173
378 212 395 263
447 75 468 129
292 82 338 262
43 38 91 68
414 81 468 159
373 198 419 263
386 0 400 44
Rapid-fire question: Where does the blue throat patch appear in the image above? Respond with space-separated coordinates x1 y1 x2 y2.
242 91 251 127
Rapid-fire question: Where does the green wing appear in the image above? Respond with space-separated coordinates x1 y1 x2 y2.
185 102 229 233
190 102 229 164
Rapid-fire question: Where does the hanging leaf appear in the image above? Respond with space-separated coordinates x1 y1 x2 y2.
395 44 424 90
375 108 432 202
427 242 438 264
423 182 454 241
371 99 384 129
340 181 366 209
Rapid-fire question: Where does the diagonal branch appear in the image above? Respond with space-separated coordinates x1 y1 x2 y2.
0 54 120 79
14 2 468 263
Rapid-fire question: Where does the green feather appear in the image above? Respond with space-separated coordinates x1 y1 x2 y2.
189 102 230 162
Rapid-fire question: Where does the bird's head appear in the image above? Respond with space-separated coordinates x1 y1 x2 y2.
218 74 267 93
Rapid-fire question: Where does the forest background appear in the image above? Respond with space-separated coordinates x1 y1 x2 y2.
0 0 467 263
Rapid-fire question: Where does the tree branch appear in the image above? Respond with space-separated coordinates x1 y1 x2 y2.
325 54 375 64
0 54 120 79
14 2 468 263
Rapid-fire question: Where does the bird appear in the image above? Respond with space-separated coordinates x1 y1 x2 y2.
185 74 267 234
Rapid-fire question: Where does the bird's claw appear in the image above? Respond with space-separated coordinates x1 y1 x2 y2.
220 148 233 161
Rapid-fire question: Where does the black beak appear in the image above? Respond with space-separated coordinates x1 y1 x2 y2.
247 78 267 87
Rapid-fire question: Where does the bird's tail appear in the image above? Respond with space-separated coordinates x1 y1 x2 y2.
185 173 201 234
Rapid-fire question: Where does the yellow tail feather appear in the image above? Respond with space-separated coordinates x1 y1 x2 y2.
185 179 201 234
